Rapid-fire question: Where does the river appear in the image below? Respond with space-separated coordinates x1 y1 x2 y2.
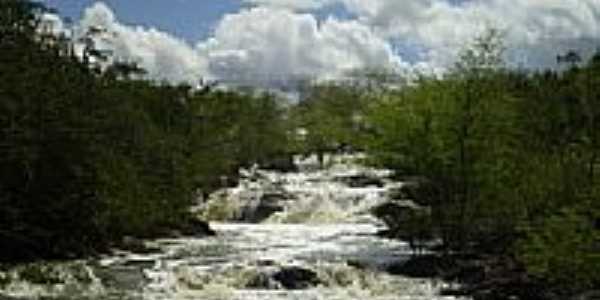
0 154 467 300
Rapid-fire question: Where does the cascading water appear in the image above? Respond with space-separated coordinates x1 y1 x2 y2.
0 154 469 300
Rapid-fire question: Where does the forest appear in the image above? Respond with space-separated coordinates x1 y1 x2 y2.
1 0 598 297
0 0 290 260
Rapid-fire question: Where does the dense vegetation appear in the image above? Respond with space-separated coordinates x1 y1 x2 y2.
293 30 600 293
0 0 289 261
361 31 599 292
289 83 369 163
1 0 598 295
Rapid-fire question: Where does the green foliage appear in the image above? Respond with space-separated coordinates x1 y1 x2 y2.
362 29 600 289
291 83 368 160
517 207 600 290
0 1 290 261
2 2 598 292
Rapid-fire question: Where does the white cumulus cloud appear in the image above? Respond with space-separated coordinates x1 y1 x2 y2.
197 7 407 86
337 0 600 68
78 2 209 83
242 0 338 11
76 3 408 86
246 0 600 69
70 0 600 86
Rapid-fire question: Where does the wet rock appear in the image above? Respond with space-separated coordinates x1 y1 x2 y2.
386 177 439 206
447 261 486 285
440 289 471 297
255 259 277 267
94 266 145 291
346 259 369 270
245 267 322 290
371 201 433 255
220 173 240 188
179 219 216 237
240 194 286 223
375 229 395 239
120 236 157 254
371 200 424 228
200 190 240 221
246 272 281 290
385 181 422 201
272 267 322 290
386 255 454 278
259 155 297 173
336 174 385 188
121 258 157 269
239 189 293 223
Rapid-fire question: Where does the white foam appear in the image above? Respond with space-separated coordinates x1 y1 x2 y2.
0 154 467 300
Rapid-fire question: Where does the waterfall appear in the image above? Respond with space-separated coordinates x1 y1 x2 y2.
0 153 468 300
201 153 393 224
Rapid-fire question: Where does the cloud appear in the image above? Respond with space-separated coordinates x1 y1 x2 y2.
76 3 407 86
242 0 337 11
197 7 407 87
247 0 600 69
72 1 600 87
39 13 65 36
78 2 209 83
337 0 600 68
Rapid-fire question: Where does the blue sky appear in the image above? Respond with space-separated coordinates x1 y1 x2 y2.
44 0 244 42
40 0 600 86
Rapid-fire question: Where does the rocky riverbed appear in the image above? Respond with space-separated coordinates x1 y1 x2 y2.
0 154 468 300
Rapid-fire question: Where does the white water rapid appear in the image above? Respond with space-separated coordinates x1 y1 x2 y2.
0 154 468 300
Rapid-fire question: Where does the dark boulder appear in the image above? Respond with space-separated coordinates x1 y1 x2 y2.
255 259 277 267
245 267 322 290
347 259 369 270
179 219 216 237
371 201 433 255
240 192 287 223
259 155 297 173
272 267 322 289
371 201 423 229
387 255 453 278
0 234 41 262
336 174 385 188
387 177 441 206
242 203 283 223
119 236 159 254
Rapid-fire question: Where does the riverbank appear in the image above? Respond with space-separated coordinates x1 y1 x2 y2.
386 253 599 300
0 215 216 267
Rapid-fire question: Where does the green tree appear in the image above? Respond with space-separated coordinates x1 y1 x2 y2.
292 83 368 165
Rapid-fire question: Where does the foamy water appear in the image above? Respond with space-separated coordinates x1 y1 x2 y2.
0 154 468 300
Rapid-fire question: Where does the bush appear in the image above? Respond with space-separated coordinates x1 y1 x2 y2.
517 207 600 290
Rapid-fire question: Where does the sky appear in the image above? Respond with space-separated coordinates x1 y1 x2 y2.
41 0 600 86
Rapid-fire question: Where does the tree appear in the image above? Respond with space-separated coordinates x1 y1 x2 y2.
291 83 368 165
0 1 295 260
